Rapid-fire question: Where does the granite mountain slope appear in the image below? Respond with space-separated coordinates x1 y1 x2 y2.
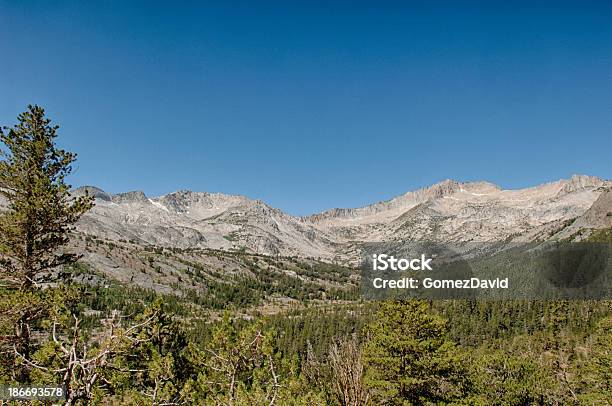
73 175 611 262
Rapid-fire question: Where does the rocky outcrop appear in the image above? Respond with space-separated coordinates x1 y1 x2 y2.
551 187 612 240
111 191 148 204
72 186 112 201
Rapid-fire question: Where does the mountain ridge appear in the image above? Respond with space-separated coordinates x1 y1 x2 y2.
73 174 604 219
71 175 611 262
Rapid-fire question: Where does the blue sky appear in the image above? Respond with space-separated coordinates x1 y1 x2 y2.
1 1 611 215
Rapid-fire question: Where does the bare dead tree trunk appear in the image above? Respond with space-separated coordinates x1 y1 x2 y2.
15 311 159 406
328 334 369 406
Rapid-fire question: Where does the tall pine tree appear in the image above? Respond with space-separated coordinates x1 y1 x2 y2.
0 105 93 381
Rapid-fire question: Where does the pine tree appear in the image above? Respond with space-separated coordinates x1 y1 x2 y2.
0 105 94 381
363 300 468 405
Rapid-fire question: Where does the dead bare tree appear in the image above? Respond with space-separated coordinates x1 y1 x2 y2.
328 334 370 406
15 310 159 406
301 335 370 406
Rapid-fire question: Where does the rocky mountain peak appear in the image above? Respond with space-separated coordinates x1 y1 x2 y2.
420 179 461 198
157 191 252 213
557 174 604 195
111 191 148 204
72 186 112 201
157 190 199 212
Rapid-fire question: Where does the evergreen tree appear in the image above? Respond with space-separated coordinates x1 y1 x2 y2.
0 105 94 381
468 350 551 405
576 316 612 404
363 300 468 405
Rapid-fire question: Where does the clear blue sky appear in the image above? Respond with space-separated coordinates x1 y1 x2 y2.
1 1 611 215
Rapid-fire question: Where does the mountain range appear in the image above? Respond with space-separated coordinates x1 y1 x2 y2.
74 174 612 263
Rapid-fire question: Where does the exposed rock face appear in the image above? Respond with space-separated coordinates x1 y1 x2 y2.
72 186 112 202
74 175 611 261
76 188 336 259
303 175 609 246
111 191 148 204
575 188 612 229
552 187 612 240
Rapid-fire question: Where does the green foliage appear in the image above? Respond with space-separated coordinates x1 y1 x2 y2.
438 300 611 346
363 300 469 405
180 313 325 405
467 350 551 405
574 316 612 404
587 227 612 243
183 313 277 403
0 105 94 289
93 299 192 405
266 304 375 358
0 105 94 382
